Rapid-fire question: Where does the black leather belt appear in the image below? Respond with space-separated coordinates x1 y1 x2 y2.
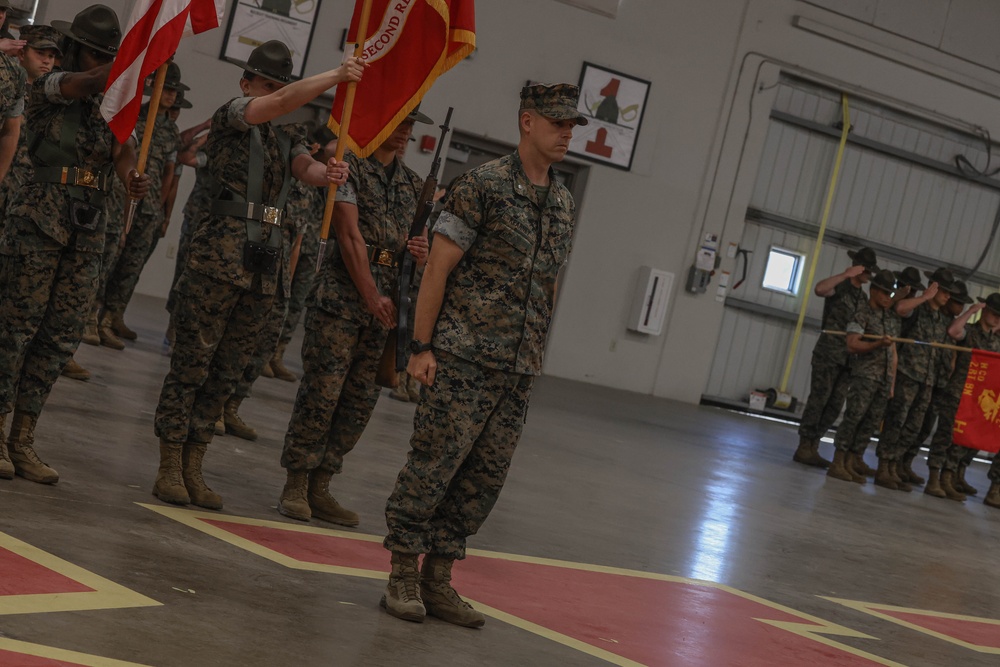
34 166 109 191
211 200 285 225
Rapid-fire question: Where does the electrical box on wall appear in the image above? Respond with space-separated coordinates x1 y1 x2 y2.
627 266 673 335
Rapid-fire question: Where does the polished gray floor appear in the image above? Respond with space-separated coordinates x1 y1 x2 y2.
2 294 999 666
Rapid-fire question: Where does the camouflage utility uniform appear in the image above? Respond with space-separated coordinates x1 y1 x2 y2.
279 179 325 348
154 97 307 448
920 343 960 470
833 299 899 456
0 70 113 424
0 59 31 227
876 302 948 462
280 151 422 475
102 109 179 321
166 156 211 315
798 280 867 440
384 151 576 559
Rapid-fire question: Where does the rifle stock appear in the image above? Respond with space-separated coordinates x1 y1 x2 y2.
394 107 454 373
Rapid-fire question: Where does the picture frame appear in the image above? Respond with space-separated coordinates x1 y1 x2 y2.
219 0 323 80
568 61 651 171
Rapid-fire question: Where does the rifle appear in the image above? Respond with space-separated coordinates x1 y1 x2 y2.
395 107 454 372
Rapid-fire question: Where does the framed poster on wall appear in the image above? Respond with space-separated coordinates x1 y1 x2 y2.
568 62 650 171
220 0 323 80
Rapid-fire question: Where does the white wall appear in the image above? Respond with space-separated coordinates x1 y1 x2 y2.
36 0 1000 403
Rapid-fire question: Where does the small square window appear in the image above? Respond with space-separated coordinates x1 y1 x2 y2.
762 247 804 295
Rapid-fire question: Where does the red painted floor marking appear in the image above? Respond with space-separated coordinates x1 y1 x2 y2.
0 648 83 666
0 548 94 597
204 519 886 667
875 609 1000 649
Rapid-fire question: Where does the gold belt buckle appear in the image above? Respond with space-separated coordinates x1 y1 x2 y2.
262 206 281 225
74 169 97 188
376 249 394 267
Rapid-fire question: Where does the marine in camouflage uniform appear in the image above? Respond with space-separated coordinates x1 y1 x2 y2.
99 64 185 347
0 25 61 231
151 40 362 510
277 109 430 526
915 281 974 500
0 5 149 484
946 294 1000 507
875 268 955 491
381 84 585 627
793 248 876 469
166 150 211 320
827 269 899 485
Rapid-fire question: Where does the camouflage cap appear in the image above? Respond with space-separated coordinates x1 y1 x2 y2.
923 267 958 293
949 280 973 305
978 293 1000 314
895 266 926 291
869 268 897 293
19 24 64 55
520 83 588 126
228 39 293 84
847 246 878 272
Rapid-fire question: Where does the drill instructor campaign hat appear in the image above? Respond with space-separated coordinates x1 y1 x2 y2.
949 280 974 305
923 267 958 293
144 61 190 94
170 90 193 110
520 83 589 126
978 293 1000 314
895 266 926 292
870 269 897 293
227 39 293 84
51 4 121 57
847 246 879 273
406 103 433 125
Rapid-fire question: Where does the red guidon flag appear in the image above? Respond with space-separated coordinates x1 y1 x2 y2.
329 0 475 157
953 348 1000 453
101 0 223 144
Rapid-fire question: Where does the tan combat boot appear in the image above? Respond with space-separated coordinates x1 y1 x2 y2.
983 482 1000 509
842 450 866 484
874 458 898 490
270 342 297 382
421 555 486 628
793 436 829 468
853 451 876 478
223 398 257 441
826 450 854 482
278 470 311 521
381 552 425 623
153 441 190 505
901 455 925 485
61 357 91 381
940 470 967 502
923 468 946 498
182 444 222 510
110 313 137 341
8 413 58 484
261 361 275 378
0 414 13 480
98 312 125 350
308 469 359 527
888 461 911 492
956 464 978 496
81 308 100 346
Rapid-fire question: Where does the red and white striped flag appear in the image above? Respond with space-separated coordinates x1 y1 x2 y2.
101 0 223 144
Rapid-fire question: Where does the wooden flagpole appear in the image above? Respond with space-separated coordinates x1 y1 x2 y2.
822 330 978 354
123 61 170 239
315 0 374 273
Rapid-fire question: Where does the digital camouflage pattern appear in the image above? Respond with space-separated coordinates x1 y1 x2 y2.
279 181 324 346
155 269 272 445
308 151 422 321
812 280 868 366
282 152 421 473
103 111 179 316
845 298 900 382
876 374 931 461
98 177 127 301
431 151 575 375
897 302 950 385
233 290 286 400
384 350 533 559
0 70 31 226
833 377 890 455
168 159 211 314
280 307 388 472
187 98 307 296
0 72 115 418
797 360 852 439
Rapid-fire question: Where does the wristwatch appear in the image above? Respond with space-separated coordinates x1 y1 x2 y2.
409 339 434 354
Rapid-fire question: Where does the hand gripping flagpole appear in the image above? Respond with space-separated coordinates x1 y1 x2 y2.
122 61 169 242
316 0 374 274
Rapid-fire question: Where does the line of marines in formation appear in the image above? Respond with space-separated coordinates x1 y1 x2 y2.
0 4 585 628
793 245 1000 506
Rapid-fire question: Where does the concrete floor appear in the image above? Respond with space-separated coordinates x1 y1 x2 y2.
2 294 1000 667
